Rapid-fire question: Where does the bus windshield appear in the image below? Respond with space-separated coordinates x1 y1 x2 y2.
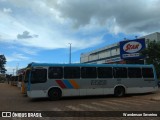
24 69 30 83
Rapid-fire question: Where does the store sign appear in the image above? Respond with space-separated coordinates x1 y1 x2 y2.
123 41 142 53
120 38 145 59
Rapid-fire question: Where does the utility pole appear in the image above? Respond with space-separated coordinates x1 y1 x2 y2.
68 43 72 64
13 69 15 76
16 63 19 75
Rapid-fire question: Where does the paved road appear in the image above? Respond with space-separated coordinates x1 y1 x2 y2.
0 83 160 120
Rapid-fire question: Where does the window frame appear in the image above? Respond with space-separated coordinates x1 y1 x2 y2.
81 67 97 78
48 67 63 79
97 67 113 78
113 67 128 78
142 67 154 78
30 68 47 84
128 67 142 78
64 67 80 79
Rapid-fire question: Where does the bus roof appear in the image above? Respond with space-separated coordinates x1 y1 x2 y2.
28 62 154 68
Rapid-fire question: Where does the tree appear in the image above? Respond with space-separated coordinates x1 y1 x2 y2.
141 40 160 78
0 55 7 73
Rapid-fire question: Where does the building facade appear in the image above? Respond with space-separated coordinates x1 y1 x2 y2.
80 32 160 64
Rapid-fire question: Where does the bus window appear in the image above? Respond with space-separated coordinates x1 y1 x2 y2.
97 67 112 78
31 69 47 83
113 67 127 78
64 67 80 79
48 67 63 79
142 68 154 78
81 67 97 78
128 68 142 78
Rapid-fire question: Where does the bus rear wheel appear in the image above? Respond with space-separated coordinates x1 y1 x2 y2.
114 86 125 97
48 88 62 101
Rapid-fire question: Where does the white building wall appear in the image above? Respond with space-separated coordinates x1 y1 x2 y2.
81 56 88 63
111 49 117 56
99 51 107 59
140 32 160 42
89 54 98 61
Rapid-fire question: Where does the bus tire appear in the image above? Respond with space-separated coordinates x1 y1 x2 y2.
114 86 125 97
48 88 62 101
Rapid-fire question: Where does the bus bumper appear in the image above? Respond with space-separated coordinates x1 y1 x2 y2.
27 90 47 98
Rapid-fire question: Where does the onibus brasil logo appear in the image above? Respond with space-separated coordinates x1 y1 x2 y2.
2 112 42 118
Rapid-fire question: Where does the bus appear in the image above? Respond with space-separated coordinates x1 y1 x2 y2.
21 68 29 94
10 76 18 86
17 68 26 88
25 63 158 100
17 74 23 88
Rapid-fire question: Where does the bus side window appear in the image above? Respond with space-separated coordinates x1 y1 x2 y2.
128 68 142 78
48 67 63 79
64 67 80 79
81 67 97 78
142 68 154 78
31 69 47 83
113 67 127 78
97 67 112 78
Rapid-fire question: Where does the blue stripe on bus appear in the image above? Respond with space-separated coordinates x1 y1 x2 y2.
63 80 73 88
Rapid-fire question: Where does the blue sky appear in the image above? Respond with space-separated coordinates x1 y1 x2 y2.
0 0 160 74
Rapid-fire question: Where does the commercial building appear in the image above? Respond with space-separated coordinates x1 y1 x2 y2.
80 32 160 64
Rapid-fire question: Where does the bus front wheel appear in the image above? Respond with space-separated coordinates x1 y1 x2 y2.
48 88 62 101
114 86 125 97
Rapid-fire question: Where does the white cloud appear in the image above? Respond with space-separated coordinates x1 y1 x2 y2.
44 0 160 34
0 0 7 2
1 0 160 74
0 10 33 41
5 65 26 75
20 48 38 55
5 66 15 74
1 0 160 52
0 1 105 50
6 53 30 62
3 8 12 13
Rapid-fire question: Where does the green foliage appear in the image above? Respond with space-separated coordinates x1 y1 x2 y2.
0 55 7 73
141 40 160 78
0 75 6 82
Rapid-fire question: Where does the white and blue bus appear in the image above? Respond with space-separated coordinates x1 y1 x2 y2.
25 63 158 100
